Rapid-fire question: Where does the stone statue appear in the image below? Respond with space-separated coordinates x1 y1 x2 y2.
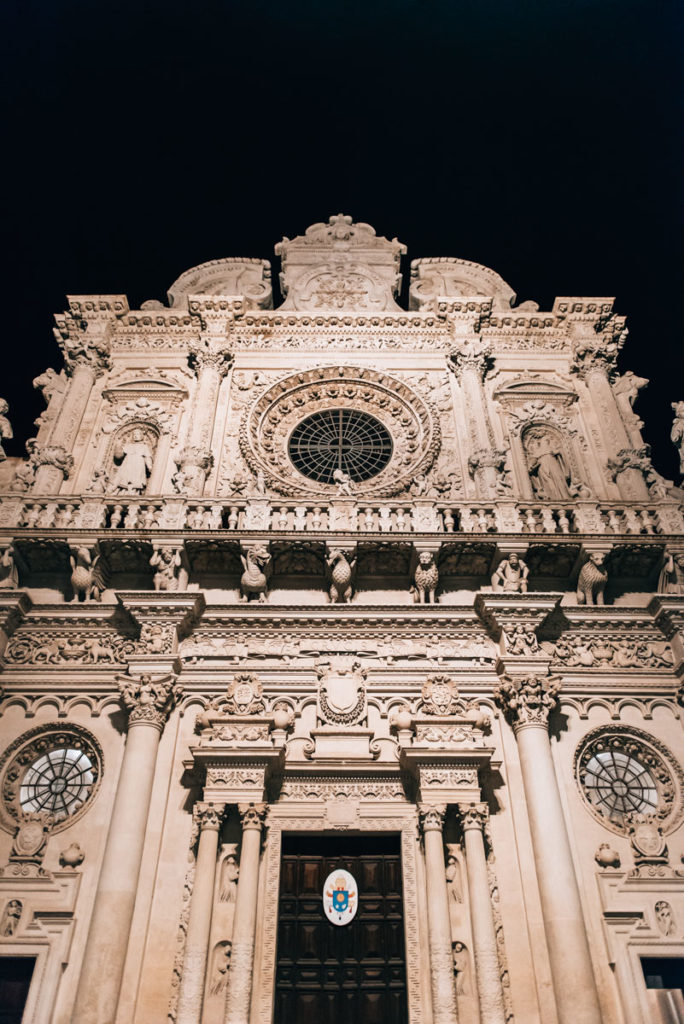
219 854 239 901
0 545 19 589
110 428 154 494
445 852 463 903
333 468 353 495
0 398 12 460
70 546 107 602
33 367 64 405
209 941 232 995
326 548 355 603
655 900 676 936
658 551 684 594
86 467 109 493
10 461 35 492
576 553 608 605
671 401 684 476
451 940 471 995
150 547 182 591
411 550 439 604
240 544 271 602
526 431 574 499
491 553 528 593
0 899 22 937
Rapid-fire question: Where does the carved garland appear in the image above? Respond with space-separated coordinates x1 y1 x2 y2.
239 365 441 497
0 723 104 835
574 725 684 836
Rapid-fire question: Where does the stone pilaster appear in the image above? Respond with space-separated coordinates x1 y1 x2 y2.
448 339 501 498
418 803 459 1024
493 674 602 1024
0 590 31 659
457 803 506 1024
224 803 268 1024
176 801 226 1024
71 673 182 1024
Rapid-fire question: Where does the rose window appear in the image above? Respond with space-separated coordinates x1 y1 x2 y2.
20 747 96 821
288 409 393 483
581 749 658 823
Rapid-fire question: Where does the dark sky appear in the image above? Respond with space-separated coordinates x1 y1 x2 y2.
3 0 682 478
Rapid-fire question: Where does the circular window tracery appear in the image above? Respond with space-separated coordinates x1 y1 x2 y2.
575 726 684 835
288 409 393 483
0 725 103 834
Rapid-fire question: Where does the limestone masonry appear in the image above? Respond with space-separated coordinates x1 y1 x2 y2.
0 215 683 1023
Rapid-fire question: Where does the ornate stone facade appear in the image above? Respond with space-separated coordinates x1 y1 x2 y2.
0 215 683 1024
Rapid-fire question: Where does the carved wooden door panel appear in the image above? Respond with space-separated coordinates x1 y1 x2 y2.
274 834 408 1024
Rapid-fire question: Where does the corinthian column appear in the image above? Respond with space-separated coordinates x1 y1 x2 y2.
457 803 506 1024
71 673 183 1024
176 342 233 494
493 675 602 1024
224 802 267 1024
448 340 504 497
418 804 459 1024
176 802 226 1024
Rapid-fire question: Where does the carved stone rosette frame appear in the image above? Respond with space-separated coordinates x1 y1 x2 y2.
238 365 441 498
252 799 427 1024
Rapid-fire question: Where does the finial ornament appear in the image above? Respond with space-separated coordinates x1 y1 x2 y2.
116 673 183 730
493 674 561 730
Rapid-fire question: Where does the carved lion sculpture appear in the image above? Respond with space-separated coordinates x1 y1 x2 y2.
411 551 439 604
576 553 608 606
240 545 271 603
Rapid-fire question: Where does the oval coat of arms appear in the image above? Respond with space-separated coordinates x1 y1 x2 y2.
323 869 358 926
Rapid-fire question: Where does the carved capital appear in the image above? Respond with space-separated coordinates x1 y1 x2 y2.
493 674 561 730
194 801 226 833
25 441 74 479
457 801 488 832
448 338 493 380
238 802 268 832
418 803 447 834
116 672 183 731
188 342 234 378
607 445 652 480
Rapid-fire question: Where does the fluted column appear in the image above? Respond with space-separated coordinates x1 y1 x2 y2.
176 802 226 1024
71 673 182 1024
458 803 506 1024
449 340 504 497
224 802 267 1024
418 804 459 1023
494 675 602 1024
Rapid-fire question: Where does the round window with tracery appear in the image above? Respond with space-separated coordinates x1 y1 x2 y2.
575 726 684 835
288 409 393 484
0 725 103 834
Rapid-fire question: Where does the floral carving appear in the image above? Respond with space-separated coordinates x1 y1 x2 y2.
493 674 561 729
117 673 183 730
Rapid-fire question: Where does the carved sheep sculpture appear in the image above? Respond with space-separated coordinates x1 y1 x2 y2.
576 553 608 606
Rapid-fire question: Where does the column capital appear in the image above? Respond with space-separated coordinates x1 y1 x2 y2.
457 801 489 832
25 440 74 479
116 672 183 731
418 803 447 834
238 801 268 831
493 673 561 731
193 801 226 833
188 340 234 378
447 337 493 380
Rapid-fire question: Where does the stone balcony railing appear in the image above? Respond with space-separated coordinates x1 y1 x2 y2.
0 493 682 537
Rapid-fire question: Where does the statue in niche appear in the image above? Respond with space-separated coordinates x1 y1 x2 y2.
209 941 232 995
658 550 684 594
110 426 155 494
219 853 239 901
445 850 463 903
524 427 575 500
0 398 12 460
655 900 676 936
452 940 471 995
671 401 684 476
0 899 22 937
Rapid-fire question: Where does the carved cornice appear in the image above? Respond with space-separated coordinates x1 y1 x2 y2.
493 674 561 730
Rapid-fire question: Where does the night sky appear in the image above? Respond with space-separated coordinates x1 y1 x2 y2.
3 0 682 479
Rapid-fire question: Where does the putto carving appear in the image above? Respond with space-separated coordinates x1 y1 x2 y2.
0 398 13 461
411 550 439 604
494 674 561 729
316 658 367 726
326 548 356 604
225 673 265 715
117 673 182 730
240 543 271 602
420 674 461 716
109 425 156 494
671 401 684 476
70 546 108 602
576 552 608 605
491 553 528 593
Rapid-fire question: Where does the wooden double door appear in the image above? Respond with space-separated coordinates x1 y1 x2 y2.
274 833 408 1024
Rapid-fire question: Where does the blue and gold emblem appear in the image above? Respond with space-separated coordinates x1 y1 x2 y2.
323 870 358 926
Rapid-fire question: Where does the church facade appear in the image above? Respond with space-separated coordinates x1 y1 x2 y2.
0 215 683 1024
